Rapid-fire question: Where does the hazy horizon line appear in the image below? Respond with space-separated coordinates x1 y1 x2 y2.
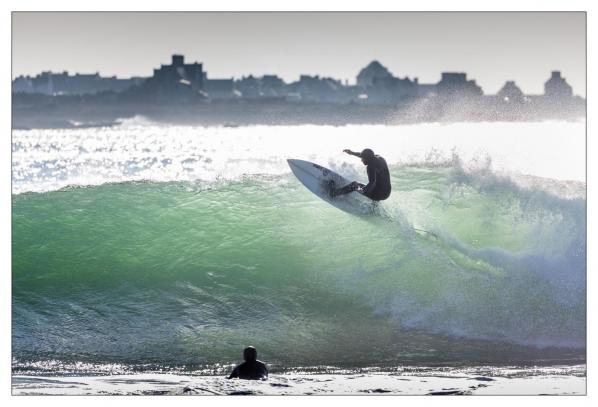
11 62 583 96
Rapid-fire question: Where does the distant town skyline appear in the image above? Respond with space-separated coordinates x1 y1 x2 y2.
12 12 586 96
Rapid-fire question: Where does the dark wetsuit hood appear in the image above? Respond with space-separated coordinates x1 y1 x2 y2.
244 346 257 362
228 346 268 380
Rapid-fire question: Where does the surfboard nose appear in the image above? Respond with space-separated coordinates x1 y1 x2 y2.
287 159 298 174
287 159 309 166
287 159 301 169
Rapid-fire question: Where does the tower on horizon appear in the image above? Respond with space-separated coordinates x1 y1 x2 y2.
544 71 573 99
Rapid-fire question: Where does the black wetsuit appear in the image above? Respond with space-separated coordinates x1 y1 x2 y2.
361 155 391 201
228 360 268 380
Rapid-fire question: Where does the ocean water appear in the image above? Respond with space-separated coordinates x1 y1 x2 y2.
12 119 586 374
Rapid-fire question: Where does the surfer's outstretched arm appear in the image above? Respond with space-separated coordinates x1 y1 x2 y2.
343 149 361 157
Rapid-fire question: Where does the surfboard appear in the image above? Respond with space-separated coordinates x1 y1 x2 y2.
287 159 378 216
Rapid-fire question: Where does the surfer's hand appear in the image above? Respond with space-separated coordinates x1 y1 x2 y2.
343 149 352 154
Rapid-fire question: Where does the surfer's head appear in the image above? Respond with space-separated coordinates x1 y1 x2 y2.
243 346 257 362
360 148 375 165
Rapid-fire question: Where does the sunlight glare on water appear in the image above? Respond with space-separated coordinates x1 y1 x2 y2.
12 120 585 194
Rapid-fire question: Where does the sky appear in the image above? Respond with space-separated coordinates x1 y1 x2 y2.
12 12 586 96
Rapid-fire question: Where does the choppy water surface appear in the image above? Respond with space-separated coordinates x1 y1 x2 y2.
12 120 586 373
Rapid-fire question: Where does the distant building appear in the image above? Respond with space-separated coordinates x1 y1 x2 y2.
260 75 287 97
235 74 288 99
289 75 344 103
139 54 205 101
357 61 393 88
354 61 420 104
12 76 34 93
436 72 483 99
204 77 240 100
236 75 261 98
11 71 142 95
544 71 573 99
417 83 438 98
363 76 419 105
497 81 525 103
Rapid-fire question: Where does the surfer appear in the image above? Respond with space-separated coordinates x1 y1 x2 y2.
330 148 391 201
227 346 268 380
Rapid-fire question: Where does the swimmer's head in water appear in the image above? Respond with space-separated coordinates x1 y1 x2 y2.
243 346 257 362
360 148 375 165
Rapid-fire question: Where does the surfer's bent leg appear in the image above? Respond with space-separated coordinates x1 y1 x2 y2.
331 181 362 198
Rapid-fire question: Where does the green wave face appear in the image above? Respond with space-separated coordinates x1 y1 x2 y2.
12 166 586 367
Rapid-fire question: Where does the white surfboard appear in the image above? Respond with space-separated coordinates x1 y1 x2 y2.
287 159 378 216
